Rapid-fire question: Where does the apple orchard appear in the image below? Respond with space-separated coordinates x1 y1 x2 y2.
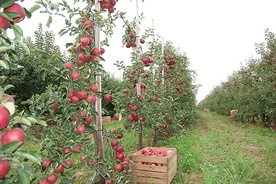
0 0 199 183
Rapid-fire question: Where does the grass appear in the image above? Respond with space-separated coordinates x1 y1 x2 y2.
21 111 276 183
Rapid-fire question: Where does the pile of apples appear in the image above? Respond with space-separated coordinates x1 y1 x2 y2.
0 1 26 33
139 147 173 166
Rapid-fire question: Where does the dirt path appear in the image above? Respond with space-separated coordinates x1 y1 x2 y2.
186 111 276 184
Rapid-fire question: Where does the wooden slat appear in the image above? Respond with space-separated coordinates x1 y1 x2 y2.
132 176 168 184
132 147 177 184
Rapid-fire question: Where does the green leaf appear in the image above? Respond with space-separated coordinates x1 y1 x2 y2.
17 40 30 55
14 150 42 165
16 167 30 184
29 4 41 13
14 116 32 126
3 84 14 91
11 24 23 40
24 8 32 19
0 0 14 9
0 45 12 53
41 70 47 81
36 120 47 126
0 60 9 69
2 101 15 115
46 15 53 28
0 141 22 154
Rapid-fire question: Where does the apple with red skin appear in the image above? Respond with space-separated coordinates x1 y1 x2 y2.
65 61 74 70
0 106 10 130
111 129 116 134
163 132 169 137
79 155 86 163
1 128 25 145
84 116 93 125
90 84 98 92
113 114 119 121
117 133 123 139
54 163 65 173
76 90 88 99
116 145 124 153
46 173 58 184
100 47 105 54
92 48 101 56
4 3 25 23
83 20 93 28
73 144 82 154
122 156 130 163
103 94 112 102
42 158 53 169
105 179 113 184
50 103 58 111
64 159 73 169
140 38 145 44
75 124 85 134
62 146 72 154
71 71 80 80
71 96 79 104
87 158 97 166
114 164 123 172
85 95 97 103
39 180 51 184
0 159 10 179
0 16 10 32
110 139 118 147
81 36 92 47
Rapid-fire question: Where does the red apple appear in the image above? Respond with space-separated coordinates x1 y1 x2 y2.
4 3 25 23
0 159 10 179
76 90 88 99
71 71 80 80
42 158 53 169
73 144 82 154
110 139 118 147
46 173 58 184
64 159 73 169
92 48 100 56
103 94 112 102
0 16 10 32
111 129 116 134
116 145 124 153
79 155 86 163
90 84 98 92
113 114 119 121
39 180 51 184
83 20 93 28
114 164 122 172
80 36 92 47
85 95 96 103
75 124 85 134
50 103 58 111
116 152 124 161
62 147 72 154
64 61 74 70
54 163 64 173
117 133 123 139
0 106 10 130
1 128 25 145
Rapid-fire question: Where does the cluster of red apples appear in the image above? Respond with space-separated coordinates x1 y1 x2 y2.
0 95 25 179
139 147 173 166
0 1 25 33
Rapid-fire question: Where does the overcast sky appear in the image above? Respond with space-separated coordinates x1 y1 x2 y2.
18 0 276 103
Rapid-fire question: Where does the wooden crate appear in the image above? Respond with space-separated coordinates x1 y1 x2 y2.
132 147 177 184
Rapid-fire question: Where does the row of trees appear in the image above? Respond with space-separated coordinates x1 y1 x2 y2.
198 29 276 126
0 0 198 183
